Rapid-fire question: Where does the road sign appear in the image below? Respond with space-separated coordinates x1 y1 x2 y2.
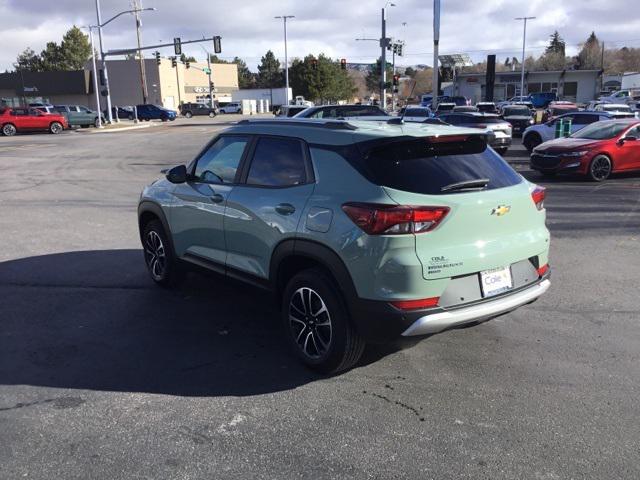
174 37 182 56
203 67 211 74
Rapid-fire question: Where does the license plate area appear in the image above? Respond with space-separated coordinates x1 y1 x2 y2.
480 266 513 297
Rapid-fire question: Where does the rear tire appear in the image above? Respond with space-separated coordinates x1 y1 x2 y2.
523 133 542 152
282 269 365 374
142 220 183 287
128 114 134 121
208 112 215 118
94 117 100 128
1 123 17 136
588 154 612 182
49 122 63 134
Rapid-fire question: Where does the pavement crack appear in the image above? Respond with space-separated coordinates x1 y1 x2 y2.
363 389 425 422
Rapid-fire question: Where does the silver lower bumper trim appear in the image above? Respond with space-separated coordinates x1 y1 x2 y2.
401 279 551 336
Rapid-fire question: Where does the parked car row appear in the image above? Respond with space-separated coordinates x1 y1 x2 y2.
0 106 67 136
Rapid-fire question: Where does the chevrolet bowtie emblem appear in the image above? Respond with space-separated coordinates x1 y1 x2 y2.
491 205 511 216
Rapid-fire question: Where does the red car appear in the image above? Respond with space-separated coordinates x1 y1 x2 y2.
0 107 68 136
530 119 640 181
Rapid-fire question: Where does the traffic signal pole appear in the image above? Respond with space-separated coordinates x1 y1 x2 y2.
207 55 213 109
381 7 387 110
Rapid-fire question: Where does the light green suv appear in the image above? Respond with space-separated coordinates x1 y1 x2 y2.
138 119 551 373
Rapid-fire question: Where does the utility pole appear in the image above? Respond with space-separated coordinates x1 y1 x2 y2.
275 15 294 106
133 0 149 104
432 0 440 111
516 16 535 100
600 41 605 94
88 27 102 128
95 0 112 123
207 55 213 109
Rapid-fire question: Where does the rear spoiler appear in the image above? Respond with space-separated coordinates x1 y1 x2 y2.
356 132 489 158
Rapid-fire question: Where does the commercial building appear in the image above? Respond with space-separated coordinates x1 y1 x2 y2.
104 58 238 110
0 70 96 108
453 69 602 104
0 58 239 111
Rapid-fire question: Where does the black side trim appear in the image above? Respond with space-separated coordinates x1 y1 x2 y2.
183 252 271 290
138 201 176 256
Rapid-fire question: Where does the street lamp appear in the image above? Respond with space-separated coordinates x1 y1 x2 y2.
515 16 535 101
94 0 156 123
274 15 294 106
83 25 103 128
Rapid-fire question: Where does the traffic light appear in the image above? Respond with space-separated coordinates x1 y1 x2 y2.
155 51 161 65
185 61 190 69
311 58 318 71
171 57 177 68
393 74 399 86
209 81 215 91
340 58 347 70
396 43 404 57
213 36 222 54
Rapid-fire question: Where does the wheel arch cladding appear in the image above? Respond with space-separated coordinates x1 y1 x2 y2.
138 202 175 253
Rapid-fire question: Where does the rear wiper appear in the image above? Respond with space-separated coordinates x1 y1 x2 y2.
441 178 490 192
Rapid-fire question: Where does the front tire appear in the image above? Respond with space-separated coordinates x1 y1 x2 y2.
208 112 215 118
2 123 17 136
184 112 193 118
282 269 365 374
588 154 612 182
49 122 63 134
94 117 100 128
523 133 542 152
142 220 183 287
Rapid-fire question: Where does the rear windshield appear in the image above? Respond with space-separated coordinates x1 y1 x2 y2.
503 107 530 116
361 138 522 195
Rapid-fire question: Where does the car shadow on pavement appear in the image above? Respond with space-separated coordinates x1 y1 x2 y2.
0 249 398 397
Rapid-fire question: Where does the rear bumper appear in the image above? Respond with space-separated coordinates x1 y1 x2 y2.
401 278 550 336
348 273 550 343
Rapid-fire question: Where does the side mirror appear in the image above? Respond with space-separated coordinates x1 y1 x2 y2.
619 135 637 145
166 164 187 184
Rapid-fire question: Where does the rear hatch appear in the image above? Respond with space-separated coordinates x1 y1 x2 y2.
361 135 549 280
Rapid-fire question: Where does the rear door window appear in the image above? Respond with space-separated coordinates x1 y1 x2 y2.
361 138 522 195
246 137 307 187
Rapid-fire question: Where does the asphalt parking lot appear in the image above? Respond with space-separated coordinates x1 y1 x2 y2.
1 117 639 479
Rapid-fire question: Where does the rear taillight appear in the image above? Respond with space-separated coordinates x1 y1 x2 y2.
531 186 546 210
390 296 440 310
537 264 549 277
342 203 449 235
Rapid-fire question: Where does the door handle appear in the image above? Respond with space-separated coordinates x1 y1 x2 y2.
210 193 224 203
275 203 296 215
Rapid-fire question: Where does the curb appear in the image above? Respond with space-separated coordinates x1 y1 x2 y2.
80 123 156 134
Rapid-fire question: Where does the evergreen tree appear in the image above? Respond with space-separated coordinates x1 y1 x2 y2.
256 50 283 88
233 57 255 89
59 26 92 70
576 32 602 69
15 47 42 71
